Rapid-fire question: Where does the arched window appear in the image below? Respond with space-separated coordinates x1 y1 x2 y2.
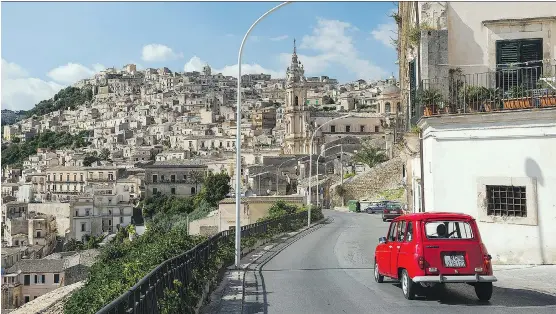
191 187 196 194
397 102 401 112
385 102 391 113
294 96 299 106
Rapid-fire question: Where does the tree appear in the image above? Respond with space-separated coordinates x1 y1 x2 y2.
83 155 99 167
189 170 205 194
202 172 231 207
323 95 335 105
99 148 110 161
353 145 387 168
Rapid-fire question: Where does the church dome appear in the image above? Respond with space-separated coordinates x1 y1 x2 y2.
380 85 400 95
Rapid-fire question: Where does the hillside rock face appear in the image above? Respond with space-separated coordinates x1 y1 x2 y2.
330 156 404 206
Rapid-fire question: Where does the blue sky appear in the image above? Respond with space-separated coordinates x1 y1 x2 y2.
1 1 398 110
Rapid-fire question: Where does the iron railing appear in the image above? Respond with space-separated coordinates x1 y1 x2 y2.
96 210 308 314
412 65 556 121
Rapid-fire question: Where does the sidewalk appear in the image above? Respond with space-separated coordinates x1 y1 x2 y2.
200 219 327 314
493 264 556 296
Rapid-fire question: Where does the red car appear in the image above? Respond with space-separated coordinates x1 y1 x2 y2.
374 212 497 301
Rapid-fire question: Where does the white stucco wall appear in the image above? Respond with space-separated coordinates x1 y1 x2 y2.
445 2 556 73
419 109 556 264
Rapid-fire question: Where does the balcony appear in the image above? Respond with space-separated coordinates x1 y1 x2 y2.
88 177 116 182
412 65 556 122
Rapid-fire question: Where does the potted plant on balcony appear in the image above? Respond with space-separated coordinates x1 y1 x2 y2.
503 85 532 109
460 86 490 112
483 87 503 112
537 76 556 107
417 89 443 117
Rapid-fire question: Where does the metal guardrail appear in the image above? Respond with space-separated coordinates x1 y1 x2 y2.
96 210 308 314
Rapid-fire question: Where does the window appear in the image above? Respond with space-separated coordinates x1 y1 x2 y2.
387 222 397 242
171 187 176 195
152 175 158 183
54 274 60 283
80 174 83 181
374 126 379 132
120 217 124 224
34 275 38 284
486 185 527 217
171 175 176 182
406 222 413 242
360 125 365 133
153 188 158 194
345 125 351 133
161 175 165 181
73 174 77 181
24 275 30 286
36 231 41 238
397 221 407 242
385 102 391 113
425 221 474 239
81 223 86 232
41 275 45 284
397 102 401 112
191 187 196 194
183 174 187 180
25 296 30 303
34 296 38 300
330 125 336 133
496 38 543 91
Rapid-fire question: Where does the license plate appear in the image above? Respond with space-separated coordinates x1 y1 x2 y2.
443 255 466 268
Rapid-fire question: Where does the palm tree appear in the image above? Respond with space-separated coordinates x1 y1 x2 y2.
353 146 387 168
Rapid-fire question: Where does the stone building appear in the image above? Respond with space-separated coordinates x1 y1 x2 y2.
143 160 208 198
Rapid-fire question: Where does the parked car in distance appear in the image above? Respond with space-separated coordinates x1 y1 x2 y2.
365 201 384 214
374 212 496 301
382 202 403 221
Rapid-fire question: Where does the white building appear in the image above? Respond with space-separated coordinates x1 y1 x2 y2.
418 109 556 265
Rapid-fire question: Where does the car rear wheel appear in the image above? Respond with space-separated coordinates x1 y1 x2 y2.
374 261 384 283
401 269 416 300
475 282 493 301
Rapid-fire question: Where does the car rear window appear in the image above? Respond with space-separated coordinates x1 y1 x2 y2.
386 203 402 209
424 221 474 239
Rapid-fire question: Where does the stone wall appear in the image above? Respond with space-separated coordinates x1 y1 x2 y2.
330 156 405 206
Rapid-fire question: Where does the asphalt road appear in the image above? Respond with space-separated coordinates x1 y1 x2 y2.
242 210 556 314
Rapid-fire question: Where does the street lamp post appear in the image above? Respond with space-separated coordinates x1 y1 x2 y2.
276 157 297 195
307 114 352 226
235 1 291 269
316 143 343 208
251 171 270 195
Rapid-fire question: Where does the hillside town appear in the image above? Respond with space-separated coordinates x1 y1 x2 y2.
1 41 402 311
2 1 556 313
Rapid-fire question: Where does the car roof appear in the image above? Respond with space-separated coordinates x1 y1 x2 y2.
394 212 475 222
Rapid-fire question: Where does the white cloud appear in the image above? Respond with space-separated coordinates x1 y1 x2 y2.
1 59 65 111
183 56 206 72
2 59 29 80
281 17 388 80
270 35 289 41
47 63 105 84
141 44 183 62
371 22 398 49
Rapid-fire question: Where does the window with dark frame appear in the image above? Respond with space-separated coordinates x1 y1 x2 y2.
345 125 351 133
486 185 527 217
54 274 60 283
495 38 543 91
330 125 336 133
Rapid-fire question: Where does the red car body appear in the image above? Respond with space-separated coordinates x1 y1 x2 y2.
374 212 497 300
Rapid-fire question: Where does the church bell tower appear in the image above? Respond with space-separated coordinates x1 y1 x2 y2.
283 39 310 155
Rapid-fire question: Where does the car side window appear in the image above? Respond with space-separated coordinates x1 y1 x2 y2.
397 221 407 242
388 222 398 242
405 222 413 242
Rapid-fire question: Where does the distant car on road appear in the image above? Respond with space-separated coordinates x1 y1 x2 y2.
374 212 497 301
365 201 386 214
381 202 403 221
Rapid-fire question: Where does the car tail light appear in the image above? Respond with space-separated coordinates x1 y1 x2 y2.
418 256 425 269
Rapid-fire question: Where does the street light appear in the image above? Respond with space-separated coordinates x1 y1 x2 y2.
315 143 343 208
276 157 297 195
235 1 291 269
307 114 352 226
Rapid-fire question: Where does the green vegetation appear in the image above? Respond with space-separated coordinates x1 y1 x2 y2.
1 130 91 167
65 198 321 314
377 187 405 202
353 145 388 169
343 172 356 180
25 86 93 118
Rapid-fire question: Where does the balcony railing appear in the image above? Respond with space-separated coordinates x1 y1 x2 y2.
97 211 309 314
412 65 556 122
